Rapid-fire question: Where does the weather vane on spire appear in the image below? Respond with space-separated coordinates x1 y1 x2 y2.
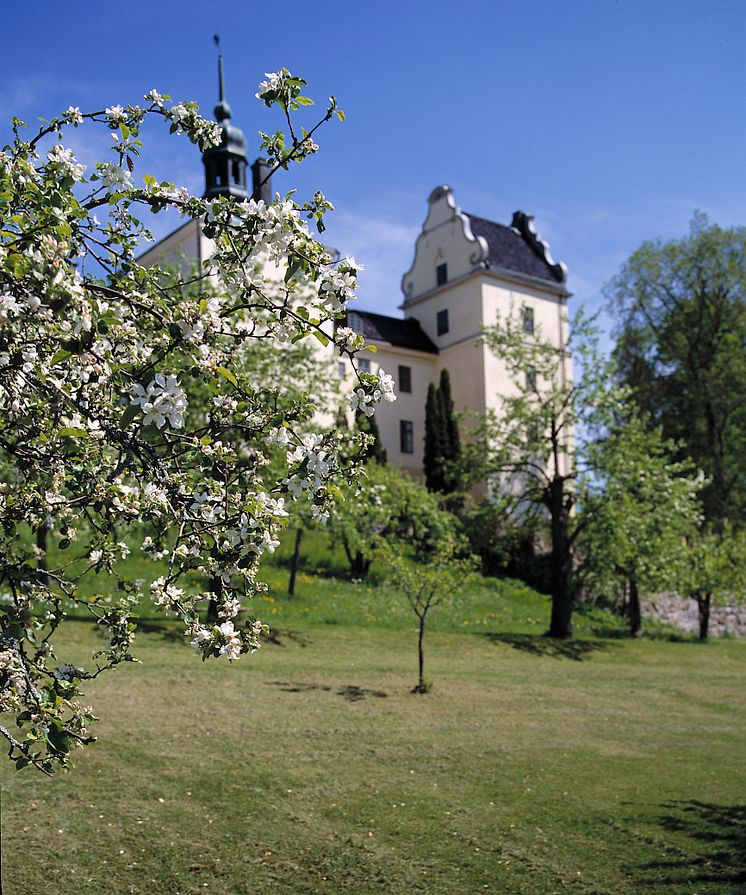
212 34 228 114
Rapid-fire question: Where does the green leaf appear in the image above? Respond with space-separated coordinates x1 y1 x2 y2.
296 96 315 106
47 723 72 756
119 403 139 430
58 427 89 438
216 367 238 388
50 349 72 366
15 757 29 770
313 330 330 347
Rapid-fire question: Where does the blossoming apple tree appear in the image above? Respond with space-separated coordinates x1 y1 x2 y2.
0 72 394 773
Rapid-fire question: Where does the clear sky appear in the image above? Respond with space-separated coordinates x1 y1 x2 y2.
3 0 745 334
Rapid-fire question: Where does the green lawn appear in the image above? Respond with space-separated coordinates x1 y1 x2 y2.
2 578 745 894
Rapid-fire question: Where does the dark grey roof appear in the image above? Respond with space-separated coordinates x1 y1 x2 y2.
465 212 566 284
345 311 438 354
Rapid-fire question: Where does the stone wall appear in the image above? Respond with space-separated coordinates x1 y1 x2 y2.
644 594 746 638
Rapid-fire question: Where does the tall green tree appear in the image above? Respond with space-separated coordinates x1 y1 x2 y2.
606 214 746 525
424 369 461 493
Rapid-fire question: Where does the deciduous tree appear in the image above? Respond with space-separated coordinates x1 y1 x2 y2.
606 214 746 525
468 310 627 639
579 415 703 636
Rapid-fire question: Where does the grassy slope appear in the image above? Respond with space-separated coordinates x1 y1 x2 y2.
2 573 745 894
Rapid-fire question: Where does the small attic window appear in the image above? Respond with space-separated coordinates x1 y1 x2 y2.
436 263 448 287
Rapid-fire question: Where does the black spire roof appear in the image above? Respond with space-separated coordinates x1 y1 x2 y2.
202 38 248 200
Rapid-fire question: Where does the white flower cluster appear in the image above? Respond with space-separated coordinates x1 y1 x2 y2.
64 106 84 125
105 105 127 123
98 161 133 193
129 374 187 430
349 368 397 417
189 618 263 661
335 326 363 352
47 144 86 181
256 71 289 102
166 102 221 149
319 257 362 313
281 433 334 508
150 577 184 609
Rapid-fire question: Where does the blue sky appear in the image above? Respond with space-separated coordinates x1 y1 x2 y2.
3 0 745 336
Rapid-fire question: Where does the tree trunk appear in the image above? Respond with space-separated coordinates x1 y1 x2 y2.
546 478 573 639
288 528 303 596
413 614 427 693
343 539 370 579
36 525 49 586
697 592 712 641
206 576 222 624
628 575 642 637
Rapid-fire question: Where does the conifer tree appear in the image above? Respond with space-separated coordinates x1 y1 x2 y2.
424 383 446 491
356 407 387 464
424 371 461 492
438 369 462 492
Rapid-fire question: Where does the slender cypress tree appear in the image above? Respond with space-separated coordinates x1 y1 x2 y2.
356 407 387 464
424 371 461 493
438 369 461 491
424 382 446 491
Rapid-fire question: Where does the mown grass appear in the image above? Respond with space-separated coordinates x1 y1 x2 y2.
2 533 745 894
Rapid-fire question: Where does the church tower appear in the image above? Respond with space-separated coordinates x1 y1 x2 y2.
202 43 249 200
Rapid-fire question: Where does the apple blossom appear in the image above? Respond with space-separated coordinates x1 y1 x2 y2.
0 76 382 774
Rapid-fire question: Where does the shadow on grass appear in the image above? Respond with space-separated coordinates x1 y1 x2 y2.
637 800 746 889
263 628 311 648
132 622 313 650
478 632 613 660
589 625 695 643
265 680 388 702
135 619 185 643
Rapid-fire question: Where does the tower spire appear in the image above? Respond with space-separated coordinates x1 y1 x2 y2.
202 36 248 199
213 34 232 122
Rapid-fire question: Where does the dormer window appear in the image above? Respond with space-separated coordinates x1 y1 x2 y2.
523 306 535 335
436 262 448 287
437 309 449 336
347 311 364 333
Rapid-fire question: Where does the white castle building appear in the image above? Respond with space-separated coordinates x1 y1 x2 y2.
140 62 573 478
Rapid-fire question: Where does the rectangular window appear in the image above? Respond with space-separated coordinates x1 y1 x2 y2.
437 309 449 336
338 361 346 379
400 420 414 454
358 358 371 373
526 367 537 391
436 262 448 287
398 365 412 393
523 306 535 335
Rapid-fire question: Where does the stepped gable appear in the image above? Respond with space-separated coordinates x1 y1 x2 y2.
465 211 568 284
345 310 439 354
